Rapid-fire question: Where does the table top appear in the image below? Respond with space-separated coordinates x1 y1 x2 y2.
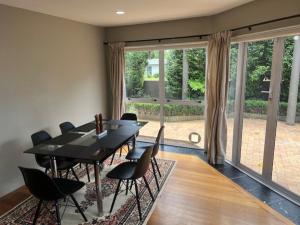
24 120 147 162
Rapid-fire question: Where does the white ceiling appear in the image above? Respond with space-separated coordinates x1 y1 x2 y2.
0 0 253 27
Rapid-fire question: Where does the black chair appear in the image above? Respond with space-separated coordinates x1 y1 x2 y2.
19 167 87 225
126 126 164 190
110 113 138 165
59 122 75 134
120 113 137 121
107 146 154 220
31 130 79 181
59 121 91 182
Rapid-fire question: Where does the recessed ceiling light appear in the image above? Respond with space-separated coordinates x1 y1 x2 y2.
116 10 125 15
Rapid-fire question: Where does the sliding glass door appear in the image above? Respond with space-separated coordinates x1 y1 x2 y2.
163 48 206 148
228 34 300 202
124 45 207 148
272 36 300 196
239 39 274 174
124 50 161 142
125 32 300 201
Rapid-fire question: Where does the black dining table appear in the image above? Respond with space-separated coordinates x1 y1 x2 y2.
24 119 147 216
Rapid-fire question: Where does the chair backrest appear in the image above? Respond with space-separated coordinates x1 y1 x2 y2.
59 121 75 134
31 130 52 167
19 167 65 201
132 146 153 179
152 126 164 157
121 113 137 121
31 130 52 146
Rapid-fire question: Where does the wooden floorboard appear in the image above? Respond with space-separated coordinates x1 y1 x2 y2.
147 151 294 225
0 151 294 224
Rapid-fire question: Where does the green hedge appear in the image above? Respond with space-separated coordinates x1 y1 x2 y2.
125 102 204 116
126 100 300 117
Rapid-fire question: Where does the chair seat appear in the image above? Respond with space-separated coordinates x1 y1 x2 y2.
125 148 147 160
107 162 137 180
53 178 85 195
135 142 153 149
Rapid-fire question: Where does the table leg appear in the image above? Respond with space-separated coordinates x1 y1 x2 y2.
50 156 58 178
94 161 103 217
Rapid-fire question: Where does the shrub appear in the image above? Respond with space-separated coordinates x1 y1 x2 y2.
125 100 300 118
125 102 205 117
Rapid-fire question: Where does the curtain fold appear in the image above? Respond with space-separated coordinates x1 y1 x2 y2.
205 30 232 165
108 42 125 119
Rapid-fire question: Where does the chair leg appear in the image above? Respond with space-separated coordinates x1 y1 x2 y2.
151 160 160 190
32 200 43 225
45 168 48 174
119 147 122 157
85 164 90 182
134 180 142 220
71 168 80 181
143 176 154 201
79 163 82 168
110 153 116 165
126 180 129 195
70 194 88 222
54 200 61 225
65 169 69 179
59 171 62 178
129 180 134 190
153 157 161 177
109 179 122 213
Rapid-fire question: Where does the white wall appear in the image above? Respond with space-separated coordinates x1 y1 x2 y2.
105 0 300 44
0 4 108 197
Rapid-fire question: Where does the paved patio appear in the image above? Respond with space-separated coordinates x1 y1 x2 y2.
138 118 300 196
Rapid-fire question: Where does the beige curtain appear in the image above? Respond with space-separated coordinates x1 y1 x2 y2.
108 42 125 119
205 31 232 165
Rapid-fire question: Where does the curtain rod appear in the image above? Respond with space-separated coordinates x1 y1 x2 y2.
104 14 300 45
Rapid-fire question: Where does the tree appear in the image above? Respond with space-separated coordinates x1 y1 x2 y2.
165 50 183 99
125 51 148 97
246 40 273 100
186 48 206 100
281 37 295 102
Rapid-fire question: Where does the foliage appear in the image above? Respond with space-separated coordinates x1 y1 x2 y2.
245 40 273 100
125 51 148 97
125 38 298 107
228 44 238 101
165 50 183 99
126 100 300 118
125 102 205 116
188 79 205 93
186 48 206 99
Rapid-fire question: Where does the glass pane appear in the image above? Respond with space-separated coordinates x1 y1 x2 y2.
125 50 159 98
125 102 160 142
240 39 274 174
163 47 206 148
163 103 205 148
226 43 239 161
165 48 206 101
272 36 300 195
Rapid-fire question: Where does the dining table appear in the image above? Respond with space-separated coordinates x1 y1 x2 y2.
24 119 147 217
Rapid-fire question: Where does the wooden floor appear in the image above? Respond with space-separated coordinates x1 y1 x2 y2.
147 151 293 225
0 151 294 225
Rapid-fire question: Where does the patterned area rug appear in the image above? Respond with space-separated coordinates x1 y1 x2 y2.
0 156 176 225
